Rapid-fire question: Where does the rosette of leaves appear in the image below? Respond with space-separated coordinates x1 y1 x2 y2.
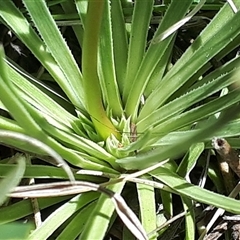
1 0 240 239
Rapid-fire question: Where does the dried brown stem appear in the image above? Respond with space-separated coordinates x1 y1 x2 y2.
212 137 240 178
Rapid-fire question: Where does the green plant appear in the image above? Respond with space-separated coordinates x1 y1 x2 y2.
1 0 240 239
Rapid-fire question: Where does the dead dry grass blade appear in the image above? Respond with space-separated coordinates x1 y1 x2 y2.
198 182 240 240
227 0 238 13
148 211 187 239
8 180 148 240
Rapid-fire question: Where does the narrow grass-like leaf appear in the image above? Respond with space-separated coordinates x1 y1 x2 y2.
0 1 82 108
0 164 102 183
56 200 97 240
177 143 203 239
28 192 99 240
151 88 240 137
82 0 120 140
0 56 90 173
0 97 118 172
140 2 240 118
177 142 205 178
0 196 71 225
75 0 88 27
36 120 116 163
123 0 154 102
144 39 175 97
151 119 240 148
6 60 78 129
207 162 226 193
0 222 33 240
159 161 177 219
160 190 173 218
111 0 128 94
181 197 195 239
99 1 123 116
166 0 240 78
0 130 75 182
117 104 240 169
79 182 125 240
190 56 240 90
125 0 193 120
152 0 206 43
21 108 119 170
23 0 84 107
151 165 240 214
215 33 240 62
21 180 146 239
113 190 148 240
137 176 157 239
0 155 25 206
138 58 240 127
61 1 84 46
0 116 25 134
0 46 44 137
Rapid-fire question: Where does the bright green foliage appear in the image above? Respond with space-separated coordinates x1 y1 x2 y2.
0 0 240 239
0 154 26 206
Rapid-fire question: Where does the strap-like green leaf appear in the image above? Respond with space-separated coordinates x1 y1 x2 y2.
140 1 240 118
0 154 26 206
23 0 84 108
